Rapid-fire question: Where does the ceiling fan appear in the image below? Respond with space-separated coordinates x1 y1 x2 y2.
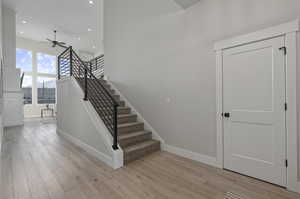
46 30 68 48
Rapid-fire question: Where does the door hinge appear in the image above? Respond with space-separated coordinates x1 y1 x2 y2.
279 46 287 55
285 159 288 167
284 103 287 111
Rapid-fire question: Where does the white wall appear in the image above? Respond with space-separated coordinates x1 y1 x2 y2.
2 6 23 127
0 0 3 150
95 0 104 57
2 6 15 70
105 0 300 177
94 42 104 57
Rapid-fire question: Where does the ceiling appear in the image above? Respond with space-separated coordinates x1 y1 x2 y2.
3 0 103 54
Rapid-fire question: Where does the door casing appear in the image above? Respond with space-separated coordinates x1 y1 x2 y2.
214 19 299 192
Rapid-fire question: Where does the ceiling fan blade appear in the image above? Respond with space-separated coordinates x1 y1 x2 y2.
58 42 66 45
57 43 68 48
46 38 53 42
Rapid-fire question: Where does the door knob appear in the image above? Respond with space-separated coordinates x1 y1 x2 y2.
223 113 230 118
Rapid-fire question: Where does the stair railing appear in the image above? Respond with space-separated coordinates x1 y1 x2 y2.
58 46 119 150
89 54 104 79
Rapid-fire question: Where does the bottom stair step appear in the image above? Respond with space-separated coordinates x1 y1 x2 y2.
118 131 152 147
123 140 160 164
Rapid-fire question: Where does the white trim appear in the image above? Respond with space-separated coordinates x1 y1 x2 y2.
285 31 299 192
215 50 223 169
4 121 24 127
0 115 3 153
214 19 299 50
57 129 113 167
112 149 123 170
3 90 22 93
106 78 165 144
215 20 299 193
162 144 218 167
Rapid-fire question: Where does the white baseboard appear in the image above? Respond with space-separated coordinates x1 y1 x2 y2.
57 129 113 168
4 121 24 128
162 144 218 168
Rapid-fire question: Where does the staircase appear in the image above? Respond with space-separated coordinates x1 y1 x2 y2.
58 47 160 164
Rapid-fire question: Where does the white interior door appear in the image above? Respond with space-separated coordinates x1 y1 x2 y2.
223 36 286 186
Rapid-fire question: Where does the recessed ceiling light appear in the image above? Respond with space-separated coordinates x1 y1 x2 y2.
89 0 94 4
92 46 96 49
21 20 27 24
78 37 81 40
20 31 24 34
88 28 92 32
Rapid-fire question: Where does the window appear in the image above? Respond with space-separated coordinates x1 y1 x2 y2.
16 49 32 72
17 49 33 104
37 53 56 74
37 77 56 104
22 76 33 104
15 49 57 110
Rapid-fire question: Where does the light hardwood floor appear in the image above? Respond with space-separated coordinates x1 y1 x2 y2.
1 120 300 199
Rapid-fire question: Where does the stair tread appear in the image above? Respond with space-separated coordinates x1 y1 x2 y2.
118 114 136 118
119 131 151 140
95 106 129 110
123 140 160 153
118 122 143 128
118 106 130 110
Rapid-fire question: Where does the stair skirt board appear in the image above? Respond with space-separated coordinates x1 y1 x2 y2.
57 129 114 167
60 78 124 169
76 78 161 164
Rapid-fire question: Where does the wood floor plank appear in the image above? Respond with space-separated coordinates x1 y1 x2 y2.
21 150 52 199
1 153 14 199
1 119 300 199
11 145 33 199
29 146 66 199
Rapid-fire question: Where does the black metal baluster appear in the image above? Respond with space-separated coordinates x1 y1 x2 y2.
112 104 118 150
90 62 92 78
70 47 73 76
84 68 88 101
57 56 61 80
